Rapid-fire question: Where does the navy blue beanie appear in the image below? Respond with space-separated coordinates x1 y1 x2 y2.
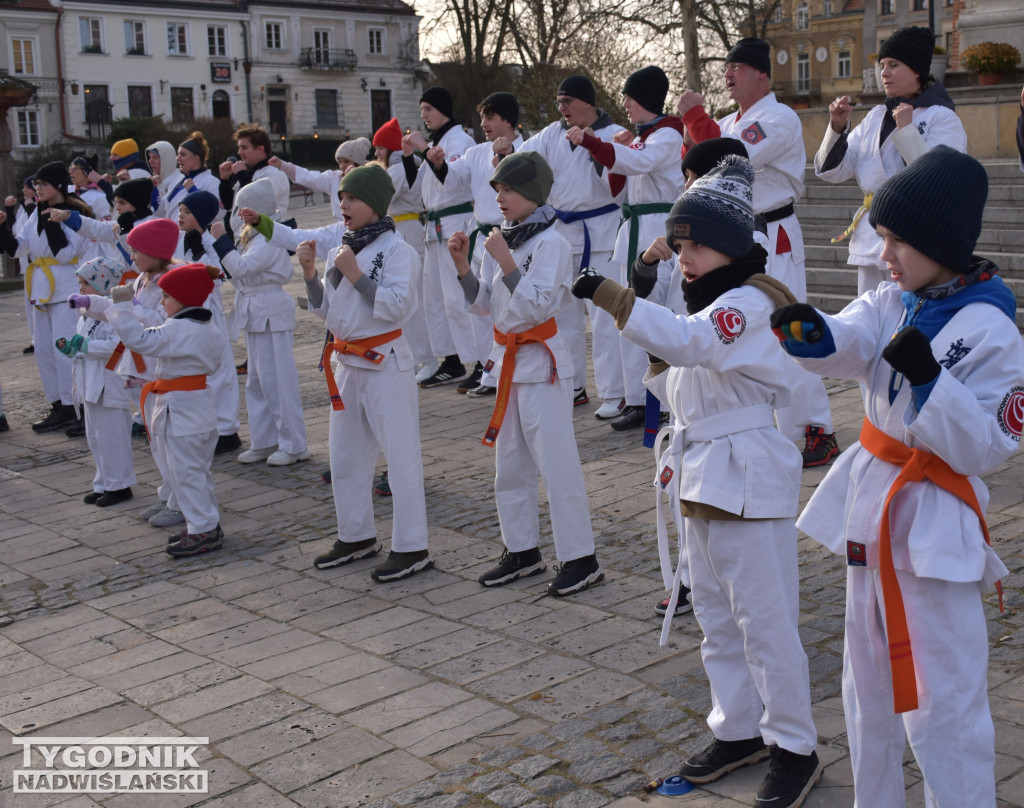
666 155 755 259
180 190 221 230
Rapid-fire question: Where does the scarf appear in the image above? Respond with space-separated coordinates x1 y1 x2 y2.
499 205 556 253
183 229 205 260
35 201 70 255
428 119 459 146
683 245 768 314
326 217 396 288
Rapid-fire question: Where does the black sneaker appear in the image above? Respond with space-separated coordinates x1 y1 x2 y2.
167 525 224 558
479 547 546 587
23 344 34 354
65 408 85 438
609 405 645 431
83 491 104 504
680 737 769 784
573 387 589 406
456 363 484 393
373 471 391 496
215 433 242 455
466 383 496 398
236 360 248 375
548 554 604 596
655 583 693 617
754 746 822 808
0 414 8 433
131 422 148 438
96 487 133 507
313 538 382 569
32 402 78 433
419 357 468 388
801 426 839 468
371 549 433 582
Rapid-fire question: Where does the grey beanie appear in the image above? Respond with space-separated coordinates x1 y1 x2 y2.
235 178 278 218
335 137 371 166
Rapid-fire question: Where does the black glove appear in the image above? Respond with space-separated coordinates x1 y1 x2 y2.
630 258 658 299
882 326 940 387
769 303 825 344
116 210 137 235
572 267 607 301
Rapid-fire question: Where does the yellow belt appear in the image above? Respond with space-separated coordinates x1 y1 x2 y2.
26 256 76 310
831 192 873 244
392 212 423 223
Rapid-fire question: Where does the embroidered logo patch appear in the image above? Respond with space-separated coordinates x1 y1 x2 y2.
939 338 971 369
483 359 495 373
710 307 746 344
916 120 927 135
629 141 645 150
847 541 867 567
740 122 767 145
997 386 1024 440
659 466 673 489
671 223 691 239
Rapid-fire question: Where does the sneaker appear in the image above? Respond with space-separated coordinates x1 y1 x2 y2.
573 387 589 406
214 433 242 455
456 363 484 393
167 525 224 558
96 487 133 507
371 549 433 582
754 746 822 808
65 413 86 438
373 471 391 496
415 359 441 384
655 583 693 617
237 446 277 464
419 358 468 388
321 468 332 484
680 737 769 784
0 414 8 433
801 426 840 468
84 491 103 505
149 508 185 527
131 422 148 438
23 344 34 354
236 360 248 375
609 405 645 432
267 449 311 466
594 398 625 420
32 402 78 433
139 500 168 520
313 538 382 569
466 383 496 398
479 548 546 587
548 554 604 596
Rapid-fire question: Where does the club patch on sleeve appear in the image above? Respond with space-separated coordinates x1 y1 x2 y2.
629 141 645 150
710 307 746 344
741 122 767 145
997 386 1024 440
847 541 867 567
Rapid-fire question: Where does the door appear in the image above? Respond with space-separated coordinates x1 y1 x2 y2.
370 89 391 138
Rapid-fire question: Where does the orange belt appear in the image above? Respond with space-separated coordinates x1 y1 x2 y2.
859 416 1002 714
483 319 558 447
320 330 402 410
105 342 147 374
139 374 207 440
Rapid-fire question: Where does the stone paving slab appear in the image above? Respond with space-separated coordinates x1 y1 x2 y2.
0 199 1023 806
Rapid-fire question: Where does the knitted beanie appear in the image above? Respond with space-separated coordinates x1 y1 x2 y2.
23 175 35 189
113 178 154 213
234 178 278 218
420 86 454 119
879 26 934 82
158 262 214 309
681 137 749 179
125 217 179 260
556 74 596 106
868 145 986 273
110 138 140 171
76 256 124 295
180 190 221 230
373 118 404 152
480 92 519 126
71 155 98 174
726 37 772 77
490 151 554 206
335 137 371 166
34 162 70 191
339 164 395 219
622 66 670 115
665 155 755 259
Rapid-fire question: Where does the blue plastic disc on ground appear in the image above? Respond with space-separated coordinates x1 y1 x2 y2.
657 775 696 796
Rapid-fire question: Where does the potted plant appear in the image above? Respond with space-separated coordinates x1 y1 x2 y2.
960 42 1021 85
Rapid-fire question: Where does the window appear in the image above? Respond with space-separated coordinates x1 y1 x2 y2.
913 0 927 9
265 22 283 50
16 110 40 147
837 49 851 78
945 31 953 51
823 0 832 15
208 25 227 57
368 27 385 55
797 52 810 91
212 89 230 119
314 29 330 64
167 23 189 55
773 4 783 23
315 88 338 127
124 21 146 55
127 85 152 118
880 0 893 14
11 38 36 75
80 18 103 52
795 3 809 31
83 84 111 139
171 87 194 122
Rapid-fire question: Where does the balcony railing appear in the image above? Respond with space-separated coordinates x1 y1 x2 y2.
298 48 357 71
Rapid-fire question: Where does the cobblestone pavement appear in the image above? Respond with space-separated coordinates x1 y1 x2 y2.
1 201 1023 808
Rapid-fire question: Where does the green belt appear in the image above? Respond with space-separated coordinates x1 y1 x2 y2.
622 202 673 279
468 221 500 262
426 202 475 243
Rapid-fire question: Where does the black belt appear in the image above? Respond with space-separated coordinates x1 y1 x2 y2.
763 202 794 223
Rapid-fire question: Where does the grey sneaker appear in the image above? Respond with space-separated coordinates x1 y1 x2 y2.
140 500 168 520
149 508 185 527
167 525 224 558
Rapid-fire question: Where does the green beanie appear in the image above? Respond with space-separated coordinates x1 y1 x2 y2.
338 164 394 219
489 152 553 206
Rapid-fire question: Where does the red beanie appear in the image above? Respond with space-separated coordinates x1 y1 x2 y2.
157 263 214 308
373 118 403 153
125 218 179 260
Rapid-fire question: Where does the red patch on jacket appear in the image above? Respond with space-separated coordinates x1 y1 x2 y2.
710 307 746 344
998 386 1024 440
741 122 766 144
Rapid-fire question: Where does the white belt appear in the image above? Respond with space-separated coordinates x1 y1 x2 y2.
236 283 281 296
654 403 775 646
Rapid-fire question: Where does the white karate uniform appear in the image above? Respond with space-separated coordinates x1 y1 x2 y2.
291 164 344 221
164 169 224 220
618 283 816 755
789 282 1022 807
466 222 595 561
77 187 111 221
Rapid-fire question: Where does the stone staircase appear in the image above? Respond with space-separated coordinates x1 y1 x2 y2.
800 160 1024 327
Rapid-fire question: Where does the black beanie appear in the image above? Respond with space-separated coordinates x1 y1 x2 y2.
622 65 670 115
490 152 554 206
480 92 520 126
34 162 70 192
726 37 772 77
879 26 934 83
556 74 596 107
114 178 154 214
681 137 749 179
665 155 755 259
72 154 98 173
869 145 986 273
420 86 454 119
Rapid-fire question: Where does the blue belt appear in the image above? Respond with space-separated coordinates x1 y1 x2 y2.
552 203 620 269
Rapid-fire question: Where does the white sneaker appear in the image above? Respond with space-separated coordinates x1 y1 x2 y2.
237 446 277 464
267 449 311 466
415 360 440 384
595 398 625 420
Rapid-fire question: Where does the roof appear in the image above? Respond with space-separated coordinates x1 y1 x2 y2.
247 0 417 15
843 0 865 11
